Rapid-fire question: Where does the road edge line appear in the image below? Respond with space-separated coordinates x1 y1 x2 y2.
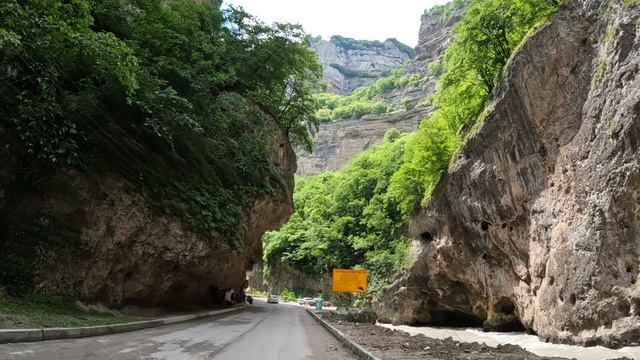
306 309 381 360
0 305 246 344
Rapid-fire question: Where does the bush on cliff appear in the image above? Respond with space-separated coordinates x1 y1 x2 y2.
390 0 563 214
0 0 321 294
314 67 415 121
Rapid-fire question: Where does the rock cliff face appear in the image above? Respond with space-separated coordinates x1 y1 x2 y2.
297 108 429 176
378 0 640 348
298 10 463 177
311 36 413 95
410 7 464 73
0 118 295 308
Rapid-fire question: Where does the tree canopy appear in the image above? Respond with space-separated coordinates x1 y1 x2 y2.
0 0 322 293
263 130 412 297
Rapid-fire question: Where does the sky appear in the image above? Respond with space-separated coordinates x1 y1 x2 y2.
223 0 450 47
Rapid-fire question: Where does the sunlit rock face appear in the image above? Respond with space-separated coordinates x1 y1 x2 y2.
311 36 413 96
298 9 464 177
378 0 640 348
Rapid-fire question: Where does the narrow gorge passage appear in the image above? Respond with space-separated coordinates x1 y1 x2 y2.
2 0 640 357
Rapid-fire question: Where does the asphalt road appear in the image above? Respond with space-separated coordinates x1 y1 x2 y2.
0 300 356 360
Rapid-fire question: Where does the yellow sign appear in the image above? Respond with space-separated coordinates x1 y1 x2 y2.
332 269 368 293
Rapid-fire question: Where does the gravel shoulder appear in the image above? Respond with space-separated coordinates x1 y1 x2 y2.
326 318 573 360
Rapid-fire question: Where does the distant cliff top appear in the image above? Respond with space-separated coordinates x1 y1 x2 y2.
413 0 467 66
316 35 415 58
310 35 414 95
298 2 466 177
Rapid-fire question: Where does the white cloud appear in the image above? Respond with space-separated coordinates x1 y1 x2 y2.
224 0 450 47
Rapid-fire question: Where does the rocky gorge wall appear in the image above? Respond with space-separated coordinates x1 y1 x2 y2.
0 117 295 309
298 8 464 177
297 108 429 176
378 0 640 348
311 36 413 95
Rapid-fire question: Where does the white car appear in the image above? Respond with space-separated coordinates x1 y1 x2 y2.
267 294 279 304
298 297 313 305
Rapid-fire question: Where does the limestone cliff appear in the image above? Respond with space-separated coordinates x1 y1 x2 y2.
411 6 463 71
378 0 640 348
298 9 463 177
0 116 295 308
297 108 428 176
311 36 413 95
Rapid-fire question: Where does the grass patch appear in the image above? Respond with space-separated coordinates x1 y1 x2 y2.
593 56 611 84
0 294 146 329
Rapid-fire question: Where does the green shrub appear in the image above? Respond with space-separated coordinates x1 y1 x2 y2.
428 60 445 77
314 69 414 121
279 288 297 302
263 130 411 294
430 0 470 20
400 97 414 110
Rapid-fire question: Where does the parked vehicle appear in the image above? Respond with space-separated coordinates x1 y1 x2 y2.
298 297 313 305
267 294 279 304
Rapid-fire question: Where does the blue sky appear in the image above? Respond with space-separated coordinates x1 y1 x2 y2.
224 0 450 47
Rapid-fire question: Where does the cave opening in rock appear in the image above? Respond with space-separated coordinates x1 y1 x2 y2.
481 221 490 231
487 319 527 332
487 298 527 332
495 298 516 315
420 231 433 242
424 309 484 328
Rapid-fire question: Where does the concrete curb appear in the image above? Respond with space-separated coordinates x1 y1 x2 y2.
307 309 381 360
0 305 245 344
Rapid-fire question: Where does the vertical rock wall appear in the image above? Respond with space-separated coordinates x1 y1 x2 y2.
379 0 640 348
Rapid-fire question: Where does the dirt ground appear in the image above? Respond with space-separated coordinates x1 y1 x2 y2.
325 318 627 360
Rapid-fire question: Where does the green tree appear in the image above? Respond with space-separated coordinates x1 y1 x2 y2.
263 130 411 297
0 0 322 294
